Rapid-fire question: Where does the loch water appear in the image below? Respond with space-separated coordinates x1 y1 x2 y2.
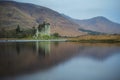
0 42 120 80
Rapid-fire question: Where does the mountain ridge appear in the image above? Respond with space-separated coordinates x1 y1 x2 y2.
74 16 120 34
0 1 120 37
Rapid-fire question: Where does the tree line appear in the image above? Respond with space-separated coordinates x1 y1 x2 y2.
0 25 36 38
0 24 60 38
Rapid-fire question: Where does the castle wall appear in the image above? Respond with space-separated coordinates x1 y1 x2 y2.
34 22 50 39
37 23 50 37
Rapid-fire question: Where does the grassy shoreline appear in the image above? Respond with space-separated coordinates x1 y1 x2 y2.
0 35 120 43
66 35 120 43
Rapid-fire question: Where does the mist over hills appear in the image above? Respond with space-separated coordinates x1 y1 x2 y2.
0 1 120 37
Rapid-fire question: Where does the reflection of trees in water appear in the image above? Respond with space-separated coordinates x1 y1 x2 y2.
13 42 120 61
53 42 59 47
0 42 51 76
32 42 36 54
38 47 45 58
16 42 20 55
14 42 51 58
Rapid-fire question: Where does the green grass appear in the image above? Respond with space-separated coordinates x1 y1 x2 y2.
0 35 61 40
1 34 120 43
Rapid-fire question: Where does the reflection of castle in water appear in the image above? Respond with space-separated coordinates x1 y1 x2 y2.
15 42 51 58
35 41 50 57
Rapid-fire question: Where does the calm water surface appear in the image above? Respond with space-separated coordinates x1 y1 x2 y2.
0 42 120 80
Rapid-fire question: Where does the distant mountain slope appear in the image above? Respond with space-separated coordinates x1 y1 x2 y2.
75 16 120 34
0 1 84 36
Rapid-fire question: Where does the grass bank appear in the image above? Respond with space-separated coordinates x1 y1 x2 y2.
67 35 120 43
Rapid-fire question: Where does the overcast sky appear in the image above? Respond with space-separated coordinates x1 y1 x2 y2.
13 0 120 23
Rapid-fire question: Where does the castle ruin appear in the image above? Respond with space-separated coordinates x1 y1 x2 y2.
34 22 50 38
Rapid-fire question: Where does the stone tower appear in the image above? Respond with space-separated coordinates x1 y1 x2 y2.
35 22 50 38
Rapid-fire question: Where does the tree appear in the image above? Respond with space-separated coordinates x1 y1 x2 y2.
53 33 60 37
38 24 43 31
16 25 21 34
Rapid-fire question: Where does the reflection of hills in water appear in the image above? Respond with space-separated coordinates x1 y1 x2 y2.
0 42 120 76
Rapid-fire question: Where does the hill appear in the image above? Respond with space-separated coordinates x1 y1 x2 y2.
75 16 120 34
0 1 84 37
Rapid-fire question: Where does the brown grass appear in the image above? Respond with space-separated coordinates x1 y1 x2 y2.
67 35 120 43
